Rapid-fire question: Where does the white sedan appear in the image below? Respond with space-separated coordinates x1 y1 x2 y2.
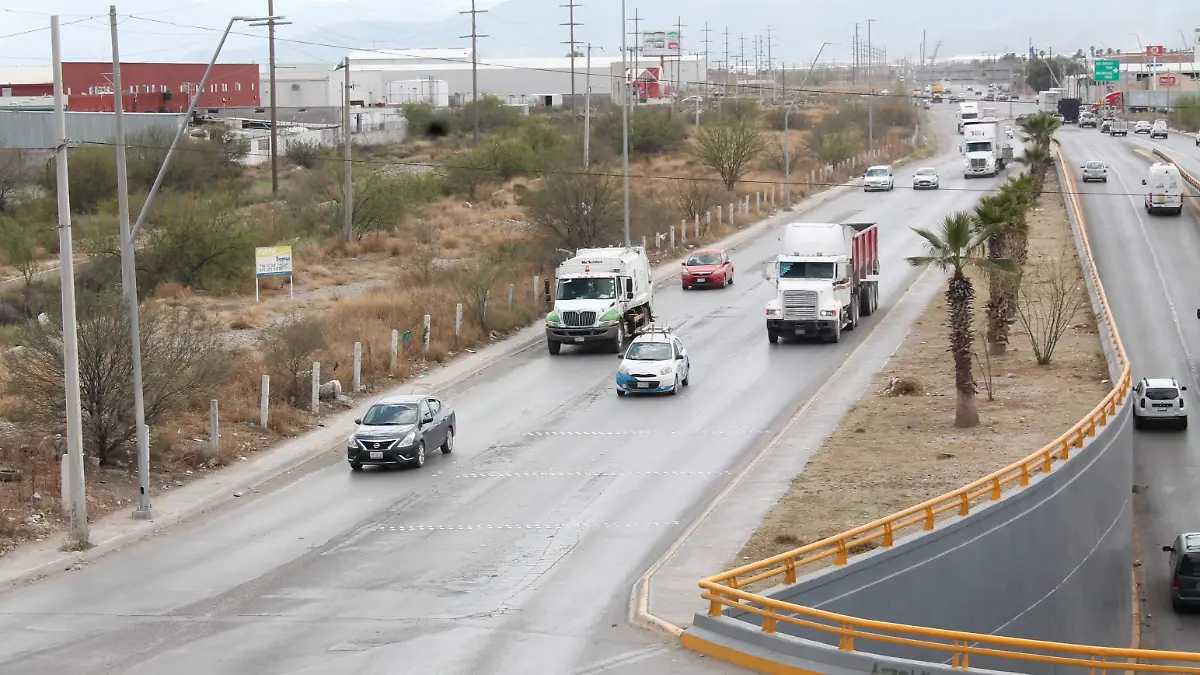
912 167 940 190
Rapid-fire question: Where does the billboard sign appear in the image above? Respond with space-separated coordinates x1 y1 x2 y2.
641 29 681 56
1159 75 1178 86
1146 45 1164 57
255 245 293 277
1093 59 1119 81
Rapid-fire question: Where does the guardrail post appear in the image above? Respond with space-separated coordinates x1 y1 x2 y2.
762 606 778 634
311 362 320 414
834 539 848 566
1019 462 1030 487
352 342 362 393
717 205 723 224
958 492 970 516
783 558 797 584
390 329 398 374
882 521 895 547
260 375 269 430
837 624 855 651
756 192 760 212
209 399 219 455
670 224 676 248
423 315 431 353
1044 449 1054 472
991 476 1002 500
454 303 462 347
681 219 687 246
508 283 515 310
694 214 699 240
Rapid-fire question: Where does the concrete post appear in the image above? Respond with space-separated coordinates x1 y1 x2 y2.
260 375 269 429
681 219 687 246
311 361 320 414
423 314 431 352
729 202 735 226
744 196 749 214
705 211 711 232
717 205 723 224
670 224 675 248
508 283 515 310
59 449 69 517
390 329 398 374
756 192 760 212
353 341 362 393
693 214 699 240
209 398 219 455
455 303 462 346
533 276 540 309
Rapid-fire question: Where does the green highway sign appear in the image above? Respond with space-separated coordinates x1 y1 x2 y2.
1094 59 1120 82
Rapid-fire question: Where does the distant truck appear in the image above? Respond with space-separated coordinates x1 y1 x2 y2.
1037 89 1062 114
957 101 980 134
1109 119 1129 136
765 222 880 344
1057 98 1082 124
545 246 654 355
962 117 1012 178
931 85 945 103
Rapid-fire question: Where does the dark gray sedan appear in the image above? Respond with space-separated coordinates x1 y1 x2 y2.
346 394 456 470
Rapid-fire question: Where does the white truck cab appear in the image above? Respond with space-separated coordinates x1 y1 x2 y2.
1143 162 1184 216
545 247 655 354
961 117 1011 178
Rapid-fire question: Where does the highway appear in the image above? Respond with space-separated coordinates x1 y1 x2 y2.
0 107 1006 675
1055 120 1200 652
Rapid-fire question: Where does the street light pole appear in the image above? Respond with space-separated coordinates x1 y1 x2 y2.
621 0 630 247
784 41 835 208
51 14 88 549
338 57 353 241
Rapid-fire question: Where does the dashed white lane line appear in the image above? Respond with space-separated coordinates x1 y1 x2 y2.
525 429 771 436
448 470 732 478
371 522 681 532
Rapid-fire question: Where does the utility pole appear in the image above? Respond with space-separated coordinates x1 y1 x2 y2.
621 0 631 247
109 5 153 522
341 57 352 241
739 32 746 96
766 25 775 101
784 41 834 209
674 16 685 97
853 23 859 85
629 7 642 106
584 43 592 166
723 28 730 97
702 23 712 94
921 29 926 85
460 0 487 145
867 19 876 89
51 14 88 549
561 0 581 116
256 3 291 195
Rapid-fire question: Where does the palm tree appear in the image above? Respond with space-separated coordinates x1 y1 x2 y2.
974 194 1018 355
1018 144 1056 193
908 212 1015 428
1018 113 1062 152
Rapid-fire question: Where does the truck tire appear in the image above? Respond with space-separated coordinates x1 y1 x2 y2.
611 322 625 353
547 340 561 355
827 322 841 344
845 296 860 331
859 285 873 317
767 331 779 344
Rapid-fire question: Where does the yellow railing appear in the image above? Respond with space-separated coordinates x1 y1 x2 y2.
689 145 1163 669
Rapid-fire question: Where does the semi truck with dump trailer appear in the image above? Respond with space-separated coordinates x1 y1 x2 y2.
765 222 880 344
545 246 654 355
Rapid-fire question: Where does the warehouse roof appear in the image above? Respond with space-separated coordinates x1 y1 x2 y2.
347 48 473 62
349 56 627 73
0 66 53 86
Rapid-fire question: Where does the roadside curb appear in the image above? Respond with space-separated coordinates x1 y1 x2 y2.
0 176 854 592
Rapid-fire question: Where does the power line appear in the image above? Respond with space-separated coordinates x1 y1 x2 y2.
560 0 582 115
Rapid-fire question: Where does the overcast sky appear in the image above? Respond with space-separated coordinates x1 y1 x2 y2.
0 0 1195 67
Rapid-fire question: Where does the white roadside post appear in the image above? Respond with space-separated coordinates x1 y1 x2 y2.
694 214 699 240
680 219 686 246
756 192 760 212
209 399 219 455
717 205 722 224
532 276 540 309
706 211 711 232
641 235 646 250
729 202 735 225
508 283 515 310
52 16 88 548
311 362 320 414
260 375 269 429
455 303 463 346
390 329 398 374
423 314 431 352
669 224 675 248
353 342 361 392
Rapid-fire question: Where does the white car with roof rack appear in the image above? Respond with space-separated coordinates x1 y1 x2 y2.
1132 376 1188 430
614 324 690 396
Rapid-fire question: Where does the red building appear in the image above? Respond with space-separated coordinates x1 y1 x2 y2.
61 62 260 112
0 67 53 97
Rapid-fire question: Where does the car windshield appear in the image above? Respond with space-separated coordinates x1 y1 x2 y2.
1179 553 1200 577
1145 387 1181 401
1086 162 1104 169
780 261 835 279
686 253 722 265
624 342 672 361
361 403 418 425
866 168 888 177
916 168 936 176
965 141 992 152
557 277 616 300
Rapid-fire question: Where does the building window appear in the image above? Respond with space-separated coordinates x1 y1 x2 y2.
211 84 217 93
221 83 228 92
235 82 242 92
251 82 256 90
66 88 70 95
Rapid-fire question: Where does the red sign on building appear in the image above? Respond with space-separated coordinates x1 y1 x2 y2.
1159 75 1178 86
1146 45 1165 57
61 62 260 113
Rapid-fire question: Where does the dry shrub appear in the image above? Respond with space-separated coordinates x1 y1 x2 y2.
883 376 922 396
441 234 462 252
294 241 326 265
359 231 391 255
386 237 409 257
0 433 59 546
154 281 192 300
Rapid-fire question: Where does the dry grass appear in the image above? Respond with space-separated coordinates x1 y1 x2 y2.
734 170 1111 576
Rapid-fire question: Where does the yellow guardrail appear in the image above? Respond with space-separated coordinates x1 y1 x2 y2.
688 145 1170 670
1151 149 1200 192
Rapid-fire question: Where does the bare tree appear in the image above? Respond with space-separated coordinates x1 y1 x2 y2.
262 313 328 406
453 242 517 333
0 149 30 213
0 215 40 308
525 172 622 249
763 137 803 176
672 180 721 228
1015 250 1089 365
6 295 230 464
691 116 766 191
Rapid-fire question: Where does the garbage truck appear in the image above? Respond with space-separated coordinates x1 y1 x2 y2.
765 222 880 344
545 246 654 355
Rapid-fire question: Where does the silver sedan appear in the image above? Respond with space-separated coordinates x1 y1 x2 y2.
912 167 940 190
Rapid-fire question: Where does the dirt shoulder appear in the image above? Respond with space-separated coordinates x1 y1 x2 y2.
734 169 1112 571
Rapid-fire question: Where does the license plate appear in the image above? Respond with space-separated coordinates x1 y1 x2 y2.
574 337 585 342
1155 196 1166 203
637 382 651 388
370 451 383 459
695 278 707 283
1154 404 1171 409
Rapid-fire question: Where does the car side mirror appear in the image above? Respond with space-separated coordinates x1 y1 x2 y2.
625 278 633 299
1164 545 1174 552
354 418 362 425
1183 386 1189 392
1142 179 1147 185
1196 309 1200 320
617 352 625 358
681 262 687 267
422 415 434 425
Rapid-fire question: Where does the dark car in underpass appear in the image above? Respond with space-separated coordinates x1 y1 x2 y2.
346 394 456 470
1162 533 1200 611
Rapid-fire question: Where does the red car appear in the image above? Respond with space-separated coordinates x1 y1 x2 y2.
681 249 734 289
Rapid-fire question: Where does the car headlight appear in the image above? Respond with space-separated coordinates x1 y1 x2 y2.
597 308 621 326
347 437 358 449
545 310 563 327
618 364 630 374
399 430 416 446
766 308 782 317
820 309 837 317
659 366 674 375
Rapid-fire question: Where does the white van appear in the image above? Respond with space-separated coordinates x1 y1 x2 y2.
1143 162 1184 216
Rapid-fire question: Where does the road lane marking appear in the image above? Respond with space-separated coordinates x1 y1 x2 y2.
525 430 771 436
569 645 670 674
369 522 682 532
451 471 732 478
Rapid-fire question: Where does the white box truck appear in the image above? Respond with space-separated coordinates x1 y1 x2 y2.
961 117 1012 178
956 101 980 134
545 246 655 354
765 222 880 344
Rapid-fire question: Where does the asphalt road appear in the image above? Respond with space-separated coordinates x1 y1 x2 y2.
1056 123 1200 652
0 108 1009 675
